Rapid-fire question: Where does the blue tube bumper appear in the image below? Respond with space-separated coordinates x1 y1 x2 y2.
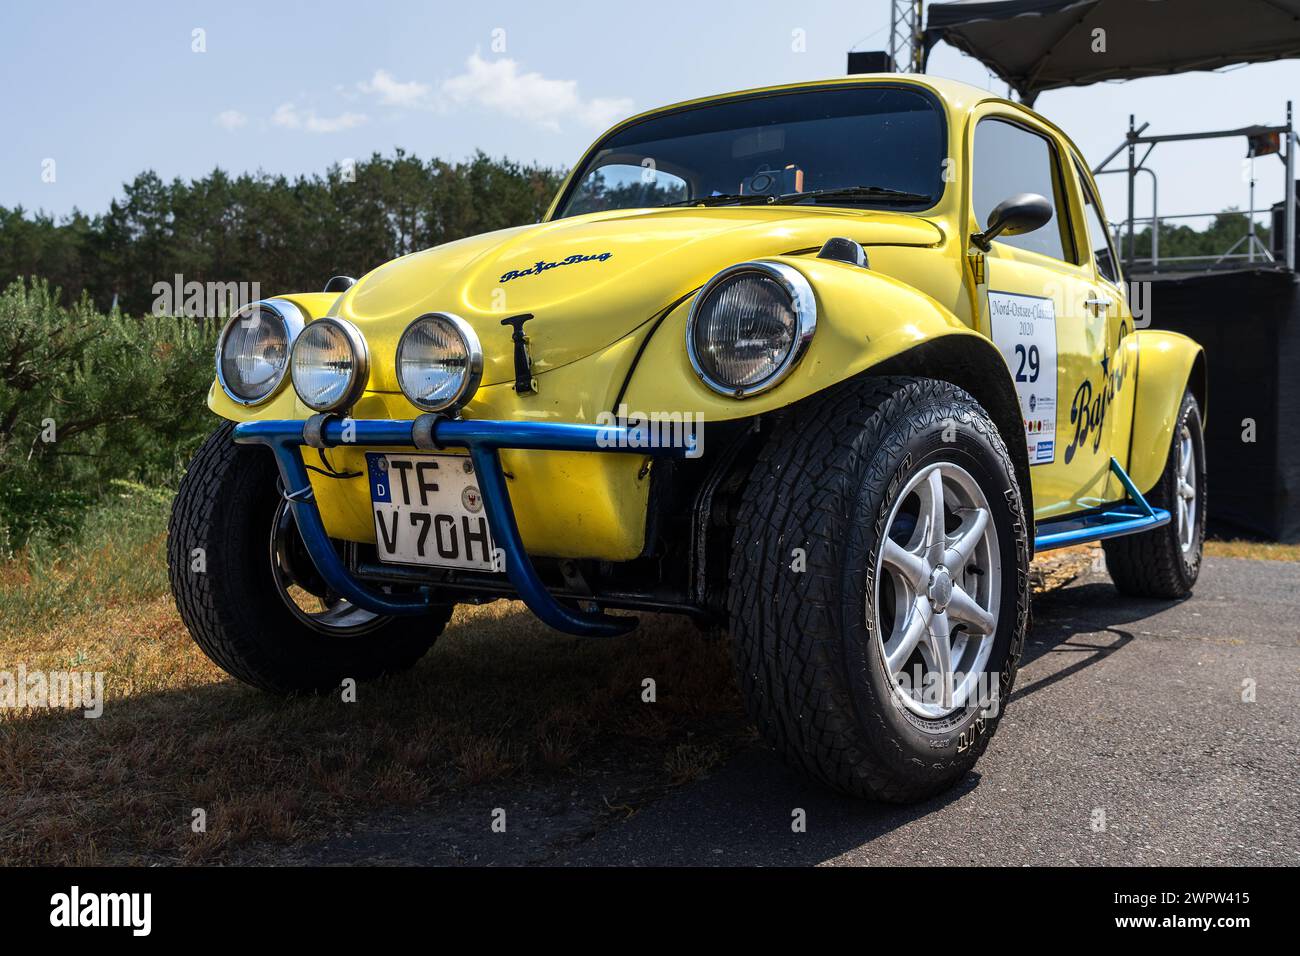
232 416 690 637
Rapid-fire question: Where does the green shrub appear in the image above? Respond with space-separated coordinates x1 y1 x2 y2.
0 277 214 555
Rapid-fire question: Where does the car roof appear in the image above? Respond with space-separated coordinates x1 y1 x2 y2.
609 74 986 128
595 74 1081 159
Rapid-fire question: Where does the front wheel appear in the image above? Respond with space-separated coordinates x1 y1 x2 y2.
167 423 452 693
728 377 1030 802
1103 390 1206 599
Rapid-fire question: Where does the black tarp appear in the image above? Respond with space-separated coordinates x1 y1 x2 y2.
924 0 1300 104
1146 269 1300 542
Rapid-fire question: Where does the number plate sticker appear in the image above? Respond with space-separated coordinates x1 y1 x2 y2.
988 290 1058 465
366 453 497 570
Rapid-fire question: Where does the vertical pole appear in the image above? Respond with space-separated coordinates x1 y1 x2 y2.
913 0 925 73
1150 170 1159 268
1248 157 1257 264
890 0 924 74
1286 101 1296 273
1127 114 1136 271
889 0 900 72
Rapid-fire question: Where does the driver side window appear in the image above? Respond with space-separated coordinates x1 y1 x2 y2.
973 118 1072 262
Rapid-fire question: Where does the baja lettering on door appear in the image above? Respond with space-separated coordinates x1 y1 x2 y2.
987 291 1058 466
1064 320 1132 464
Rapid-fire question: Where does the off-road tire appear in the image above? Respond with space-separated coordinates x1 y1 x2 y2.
728 376 1031 802
1103 391 1205 599
167 422 451 693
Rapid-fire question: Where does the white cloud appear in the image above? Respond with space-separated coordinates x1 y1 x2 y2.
358 69 433 108
440 54 632 130
272 102 368 134
356 55 632 131
214 109 247 131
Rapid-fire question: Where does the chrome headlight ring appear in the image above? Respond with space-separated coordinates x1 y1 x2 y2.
685 260 817 398
395 312 484 413
290 316 371 413
215 298 306 406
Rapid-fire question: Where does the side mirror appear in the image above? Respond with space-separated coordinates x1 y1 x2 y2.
972 193 1053 251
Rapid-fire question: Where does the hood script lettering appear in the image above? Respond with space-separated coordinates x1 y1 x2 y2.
500 252 612 283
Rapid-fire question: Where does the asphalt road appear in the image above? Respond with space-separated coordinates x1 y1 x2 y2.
546 556 1299 866
285 556 1299 866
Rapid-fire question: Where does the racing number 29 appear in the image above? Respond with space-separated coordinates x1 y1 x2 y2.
1014 343 1041 383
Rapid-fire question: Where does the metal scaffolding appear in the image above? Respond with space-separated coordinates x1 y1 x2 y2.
889 0 924 74
1091 105 1297 276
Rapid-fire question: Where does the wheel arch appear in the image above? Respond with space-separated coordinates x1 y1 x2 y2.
864 335 1035 533
1127 329 1206 496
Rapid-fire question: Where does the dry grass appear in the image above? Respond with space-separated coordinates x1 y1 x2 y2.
1029 544 1097 592
1032 538 1300 585
1204 538 1300 562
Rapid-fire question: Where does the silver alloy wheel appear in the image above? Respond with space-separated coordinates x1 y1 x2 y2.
1176 424 1197 554
873 462 1001 720
268 498 386 635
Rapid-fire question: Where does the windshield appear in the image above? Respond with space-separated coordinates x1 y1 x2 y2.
554 85 946 218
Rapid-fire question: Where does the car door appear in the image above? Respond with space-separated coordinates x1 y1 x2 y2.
967 110 1114 520
1069 154 1140 504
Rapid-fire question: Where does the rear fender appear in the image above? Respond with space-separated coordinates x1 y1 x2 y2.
1127 330 1206 496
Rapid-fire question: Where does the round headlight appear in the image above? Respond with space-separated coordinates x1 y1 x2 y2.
291 317 370 412
215 300 303 405
396 313 484 412
686 261 816 398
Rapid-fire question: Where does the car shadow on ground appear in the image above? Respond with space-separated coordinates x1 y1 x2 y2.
1011 580 1186 704
543 573 1191 866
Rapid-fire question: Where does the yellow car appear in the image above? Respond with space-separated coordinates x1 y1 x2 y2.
168 74 1206 802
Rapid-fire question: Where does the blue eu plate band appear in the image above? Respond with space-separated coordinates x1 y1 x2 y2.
1033 457 1171 551
233 417 688 636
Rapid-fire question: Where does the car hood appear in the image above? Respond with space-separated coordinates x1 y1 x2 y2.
335 205 943 390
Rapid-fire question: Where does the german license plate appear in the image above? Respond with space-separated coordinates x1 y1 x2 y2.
366 453 497 571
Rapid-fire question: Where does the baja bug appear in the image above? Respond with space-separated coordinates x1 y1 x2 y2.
169 75 1205 802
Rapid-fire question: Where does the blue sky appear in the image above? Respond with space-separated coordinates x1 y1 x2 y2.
4 0 1298 229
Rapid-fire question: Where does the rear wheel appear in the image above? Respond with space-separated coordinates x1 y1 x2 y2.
1103 391 1206 599
728 377 1030 802
167 422 452 693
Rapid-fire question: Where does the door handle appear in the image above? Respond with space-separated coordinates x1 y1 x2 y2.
1085 295 1113 312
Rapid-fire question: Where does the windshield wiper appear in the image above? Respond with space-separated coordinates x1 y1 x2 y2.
660 192 778 208
771 185 933 206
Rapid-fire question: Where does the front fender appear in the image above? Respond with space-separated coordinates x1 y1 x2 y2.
1127 329 1206 496
620 255 999 419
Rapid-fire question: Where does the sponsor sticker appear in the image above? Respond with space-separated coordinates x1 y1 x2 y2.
988 290 1058 465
